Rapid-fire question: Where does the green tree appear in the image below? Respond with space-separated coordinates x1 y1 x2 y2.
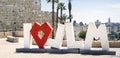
78 31 87 40
59 14 67 24
47 0 59 38
58 2 66 24
67 14 73 20
111 31 118 38
118 33 120 40
56 1 59 29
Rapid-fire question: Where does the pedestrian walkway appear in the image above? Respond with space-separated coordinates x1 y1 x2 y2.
0 38 120 58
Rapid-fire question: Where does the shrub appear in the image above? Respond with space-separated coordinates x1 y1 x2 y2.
78 31 87 40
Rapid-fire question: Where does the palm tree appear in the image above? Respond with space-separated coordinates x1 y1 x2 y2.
47 0 59 38
58 2 66 23
56 1 59 29
67 14 73 20
68 0 72 22
60 14 67 24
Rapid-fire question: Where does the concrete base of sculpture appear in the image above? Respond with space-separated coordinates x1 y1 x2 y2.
16 48 47 53
16 47 80 53
80 49 116 55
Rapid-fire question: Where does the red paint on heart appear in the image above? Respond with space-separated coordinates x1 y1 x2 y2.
30 22 53 48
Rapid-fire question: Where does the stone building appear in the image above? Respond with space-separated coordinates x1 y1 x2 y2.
95 20 101 28
0 0 55 32
73 20 88 40
106 18 120 33
106 18 112 34
73 18 120 40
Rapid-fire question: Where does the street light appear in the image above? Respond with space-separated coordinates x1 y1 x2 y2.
68 0 72 22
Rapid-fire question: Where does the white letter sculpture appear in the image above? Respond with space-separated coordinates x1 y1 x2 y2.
46 23 65 48
46 23 83 49
84 23 109 51
24 23 32 48
65 23 83 49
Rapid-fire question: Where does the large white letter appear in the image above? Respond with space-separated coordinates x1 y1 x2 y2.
24 23 32 48
46 23 83 49
84 23 109 51
46 23 65 49
65 23 83 49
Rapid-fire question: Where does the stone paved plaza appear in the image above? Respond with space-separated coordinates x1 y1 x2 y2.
0 38 120 58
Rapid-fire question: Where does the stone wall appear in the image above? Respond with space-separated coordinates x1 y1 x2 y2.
0 0 55 32
0 32 12 38
92 41 120 48
0 31 23 38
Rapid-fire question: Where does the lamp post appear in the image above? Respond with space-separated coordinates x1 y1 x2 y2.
68 0 72 22
52 0 55 38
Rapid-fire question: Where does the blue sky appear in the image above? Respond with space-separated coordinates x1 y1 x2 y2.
41 0 120 23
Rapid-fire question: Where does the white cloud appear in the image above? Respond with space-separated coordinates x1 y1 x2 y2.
110 4 120 9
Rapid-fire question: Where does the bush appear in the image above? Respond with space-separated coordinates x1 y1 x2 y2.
78 31 87 40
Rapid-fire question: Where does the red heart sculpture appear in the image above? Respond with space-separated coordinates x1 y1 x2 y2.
30 22 53 48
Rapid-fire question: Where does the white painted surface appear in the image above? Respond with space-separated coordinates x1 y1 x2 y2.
46 23 84 49
84 23 109 51
46 23 65 49
24 23 32 48
65 23 83 49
